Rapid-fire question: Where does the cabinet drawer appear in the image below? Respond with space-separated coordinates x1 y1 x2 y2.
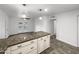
10 42 37 54
10 48 23 54
22 42 37 54
7 39 37 51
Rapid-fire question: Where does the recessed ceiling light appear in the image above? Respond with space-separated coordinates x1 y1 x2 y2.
39 17 42 20
44 8 48 12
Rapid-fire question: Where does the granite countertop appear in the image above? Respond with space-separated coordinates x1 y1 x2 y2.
0 31 50 53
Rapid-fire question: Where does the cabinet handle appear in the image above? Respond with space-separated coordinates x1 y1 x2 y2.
44 40 46 42
30 47 34 49
17 45 22 48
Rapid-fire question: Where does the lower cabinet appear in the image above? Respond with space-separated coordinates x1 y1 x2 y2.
5 39 38 54
38 35 50 53
5 35 50 54
44 35 50 50
38 38 45 53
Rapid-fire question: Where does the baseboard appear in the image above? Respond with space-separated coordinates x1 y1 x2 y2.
56 39 79 49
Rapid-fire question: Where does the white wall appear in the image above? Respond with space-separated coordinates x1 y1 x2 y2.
35 16 54 34
8 16 54 35
0 10 9 39
55 9 79 47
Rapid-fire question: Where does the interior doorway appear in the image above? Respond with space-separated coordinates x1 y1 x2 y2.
54 19 56 35
50 19 56 39
53 19 56 39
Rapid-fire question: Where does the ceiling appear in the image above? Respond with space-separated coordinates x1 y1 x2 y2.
0 4 79 18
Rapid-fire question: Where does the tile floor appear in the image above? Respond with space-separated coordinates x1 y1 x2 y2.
41 36 79 54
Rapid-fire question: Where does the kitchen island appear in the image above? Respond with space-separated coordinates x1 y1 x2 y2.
0 31 50 54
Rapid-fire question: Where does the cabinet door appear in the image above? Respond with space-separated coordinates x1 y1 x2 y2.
44 35 50 50
37 38 44 53
37 35 50 53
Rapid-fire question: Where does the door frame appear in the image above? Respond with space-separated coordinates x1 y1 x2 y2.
53 19 56 35
77 15 79 47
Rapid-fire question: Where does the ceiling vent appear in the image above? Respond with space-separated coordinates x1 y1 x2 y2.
49 16 56 20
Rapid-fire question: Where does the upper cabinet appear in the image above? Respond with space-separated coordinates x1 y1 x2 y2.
0 10 9 39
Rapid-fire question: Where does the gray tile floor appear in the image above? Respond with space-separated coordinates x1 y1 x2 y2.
41 36 79 54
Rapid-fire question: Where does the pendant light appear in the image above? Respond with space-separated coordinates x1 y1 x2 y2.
19 4 30 20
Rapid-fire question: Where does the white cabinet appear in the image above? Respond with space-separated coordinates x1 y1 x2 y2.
38 38 45 53
5 35 50 54
38 35 50 53
5 39 37 54
43 35 50 50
